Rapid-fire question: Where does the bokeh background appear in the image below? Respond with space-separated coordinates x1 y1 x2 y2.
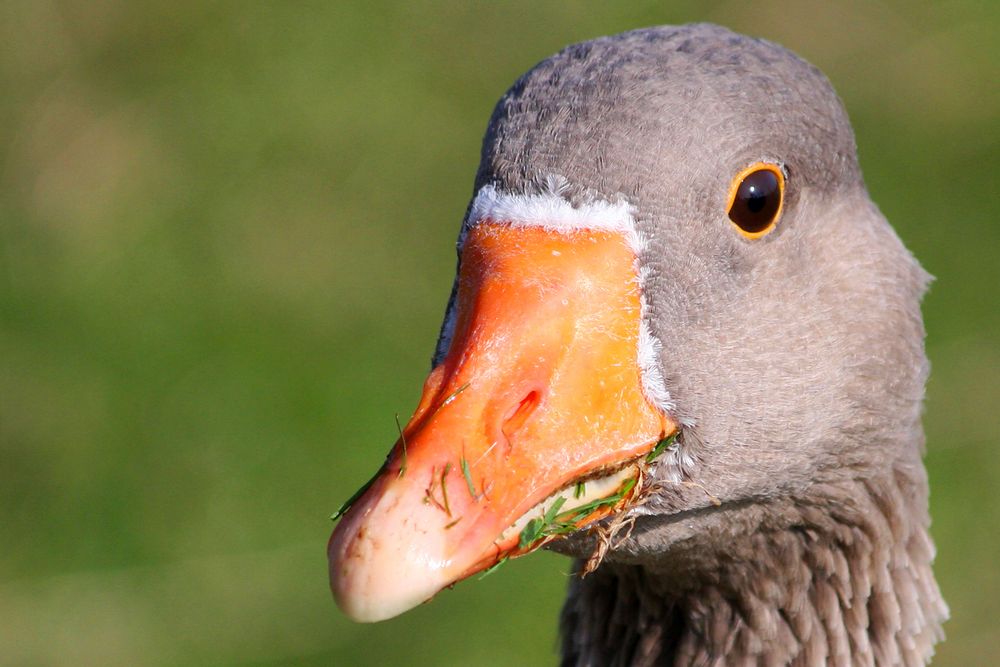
1 1 997 665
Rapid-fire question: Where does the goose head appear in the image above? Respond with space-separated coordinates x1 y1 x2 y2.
328 23 946 663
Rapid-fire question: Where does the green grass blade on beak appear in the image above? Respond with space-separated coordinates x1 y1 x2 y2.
478 556 508 580
517 477 640 551
331 466 384 521
394 413 408 478
461 453 478 501
645 432 679 464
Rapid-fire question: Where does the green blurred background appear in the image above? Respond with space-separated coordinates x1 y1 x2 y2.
1 1 996 665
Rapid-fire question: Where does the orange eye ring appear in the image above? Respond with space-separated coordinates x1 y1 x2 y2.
725 162 785 239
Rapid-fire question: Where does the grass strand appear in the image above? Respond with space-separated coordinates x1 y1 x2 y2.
440 462 452 516
461 455 478 500
517 477 637 551
645 431 679 464
330 467 382 521
394 413 407 478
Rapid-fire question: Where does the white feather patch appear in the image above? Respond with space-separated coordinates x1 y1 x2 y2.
467 181 645 255
462 180 674 416
638 319 674 412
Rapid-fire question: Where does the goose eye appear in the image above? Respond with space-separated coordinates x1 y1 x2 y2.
726 163 784 238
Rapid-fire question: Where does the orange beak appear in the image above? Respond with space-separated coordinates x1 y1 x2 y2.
328 222 674 622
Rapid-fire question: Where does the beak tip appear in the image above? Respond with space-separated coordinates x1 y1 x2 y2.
327 493 457 623
328 544 446 623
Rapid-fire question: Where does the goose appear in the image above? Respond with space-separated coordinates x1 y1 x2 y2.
327 23 948 666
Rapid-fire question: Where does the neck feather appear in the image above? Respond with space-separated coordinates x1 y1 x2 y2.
559 467 947 666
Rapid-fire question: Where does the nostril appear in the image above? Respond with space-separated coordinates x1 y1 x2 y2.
501 390 541 440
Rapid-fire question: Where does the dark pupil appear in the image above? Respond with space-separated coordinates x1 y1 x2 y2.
729 169 780 233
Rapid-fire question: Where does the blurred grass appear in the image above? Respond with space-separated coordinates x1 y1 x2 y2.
0 1 996 665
